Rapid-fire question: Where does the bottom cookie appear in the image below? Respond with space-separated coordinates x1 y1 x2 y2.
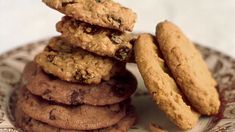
14 101 136 132
18 86 128 130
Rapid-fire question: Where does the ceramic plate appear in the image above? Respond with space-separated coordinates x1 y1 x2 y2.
0 39 234 132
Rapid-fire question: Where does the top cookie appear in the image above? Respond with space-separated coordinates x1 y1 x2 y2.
134 34 199 130
156 21 220 115
42 0 137 31
35 36 124 84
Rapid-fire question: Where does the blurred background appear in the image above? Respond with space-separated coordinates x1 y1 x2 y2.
0 0 235 57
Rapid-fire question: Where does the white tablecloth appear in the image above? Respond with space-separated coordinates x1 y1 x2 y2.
1 0 235 58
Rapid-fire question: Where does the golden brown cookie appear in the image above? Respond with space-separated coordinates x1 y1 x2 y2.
156 21 220 115
134 34 200 129
42 0 137 31
35 37 124 84
18 86 128 130
56 16 135 61
22 62 137 106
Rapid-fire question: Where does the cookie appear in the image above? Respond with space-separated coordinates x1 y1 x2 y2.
18 86 128 130
56 16 135 61
14 100 136 132
134 34 200 129
156 21 220 115
42 0 137 31
22 62 137 106
35 37 125 84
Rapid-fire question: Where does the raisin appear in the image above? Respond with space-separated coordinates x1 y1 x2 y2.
84 25 99 35
23 116 32 125
95 0 101 3
47 54 55 62
42 89 52 96
70 90 85 105
75 70 95 83
108 105 121 113
61 1 76 7
107 15 122 26
49 109 56 120
115 47 131 61
109 32 123 44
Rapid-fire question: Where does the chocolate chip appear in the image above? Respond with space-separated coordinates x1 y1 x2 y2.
115 46 131 61
70 90 85 105
49 109 56 120
96 0 101 3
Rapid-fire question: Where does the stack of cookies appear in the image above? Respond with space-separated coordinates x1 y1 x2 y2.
14 0 138 131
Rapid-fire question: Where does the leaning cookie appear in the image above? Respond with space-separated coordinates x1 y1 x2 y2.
42 0 137 31
18 86 128 130
35 37 124 84
14 100 136 132
56 16 135 61
156 21 220 115
134 34 200 129
22 62 137 106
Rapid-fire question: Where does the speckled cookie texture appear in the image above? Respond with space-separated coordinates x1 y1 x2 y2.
156 21 220 115
22 62 137 106
134 34 200 130
42 0 137 31
18 86 128 130
56 16 135 61
35 37 124 84
14 99 136 132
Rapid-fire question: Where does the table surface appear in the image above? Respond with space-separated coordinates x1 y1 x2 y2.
1 0 235 58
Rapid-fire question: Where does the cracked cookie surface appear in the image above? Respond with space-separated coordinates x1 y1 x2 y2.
22 62 137 106
134 34 200 130
18 86 128 130
35 37 124 84
42 0 137 31
57 16 135 61
156 21 220 115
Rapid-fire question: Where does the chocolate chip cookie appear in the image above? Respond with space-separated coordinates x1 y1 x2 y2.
35 37 124 84
134 34 200 129
14 100 136 132
18 86 128 130
156 21 220 115
56 16 135 61
42 0 137 31
22 62 137 106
